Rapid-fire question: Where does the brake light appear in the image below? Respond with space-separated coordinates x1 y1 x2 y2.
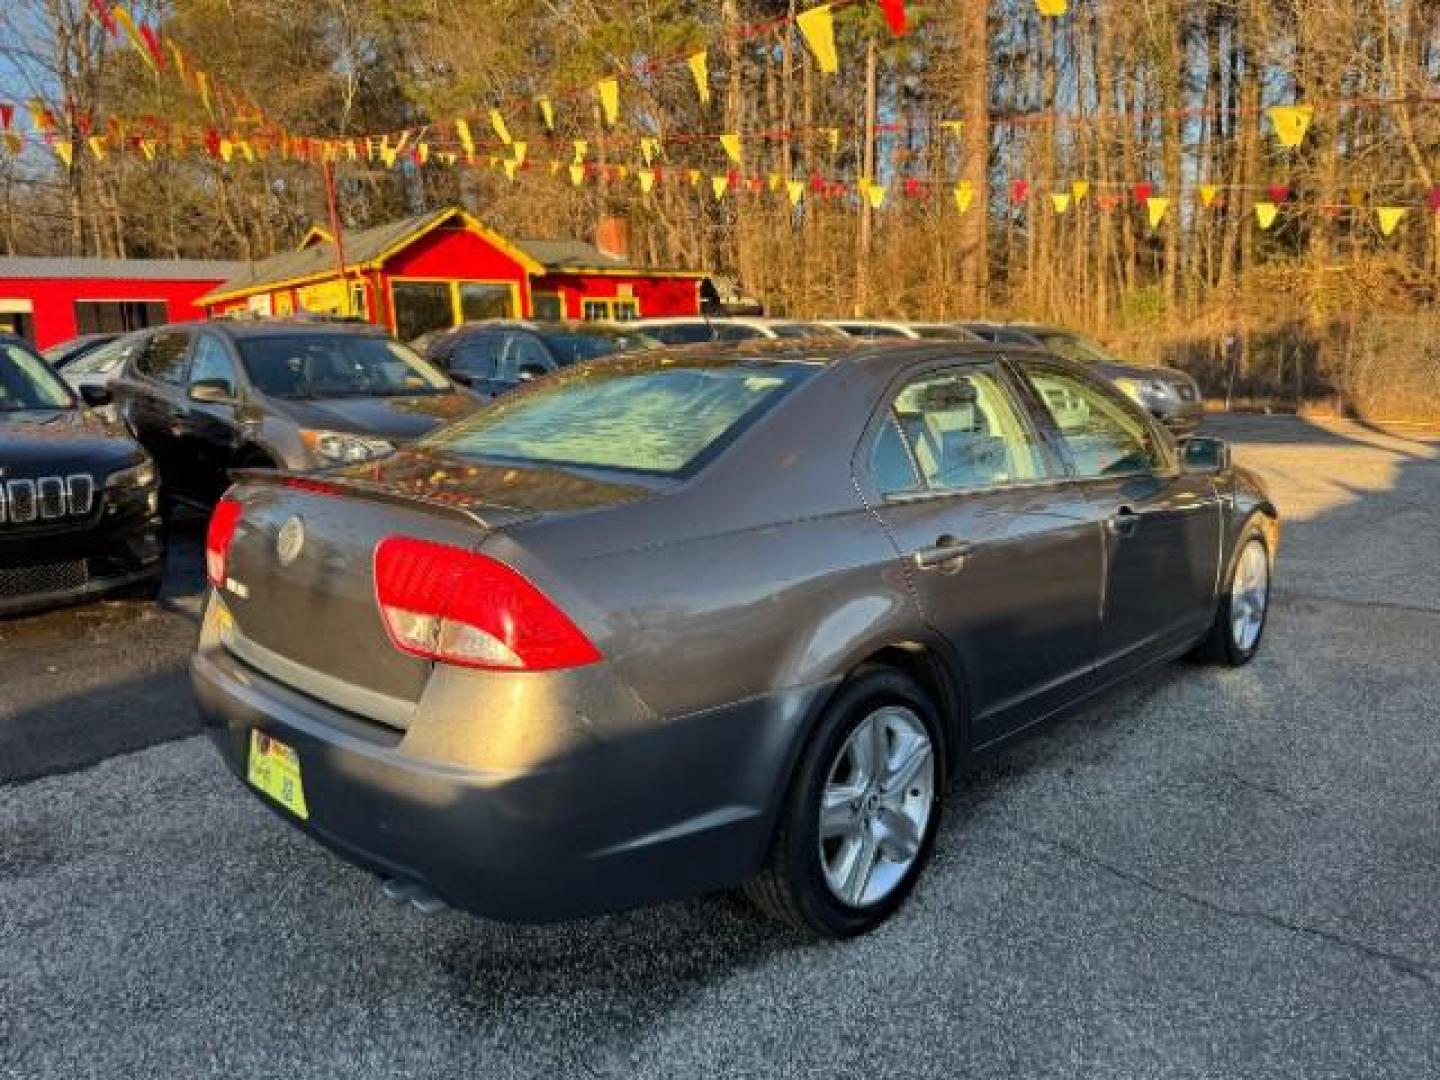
206 498 244 587
373 537 602 671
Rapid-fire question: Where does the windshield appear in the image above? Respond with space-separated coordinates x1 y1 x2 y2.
1035 331 1116 365
64 335 139 377
424 359 811 477
0 342 75 411
538 330 660 365
238 335 452 399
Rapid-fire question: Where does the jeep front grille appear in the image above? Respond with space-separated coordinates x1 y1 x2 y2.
0 474 96 525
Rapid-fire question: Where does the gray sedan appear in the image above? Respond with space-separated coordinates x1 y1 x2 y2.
192 341 1278 938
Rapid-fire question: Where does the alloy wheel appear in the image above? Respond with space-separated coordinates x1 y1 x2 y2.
1231 539 1269 652
818 705 935 908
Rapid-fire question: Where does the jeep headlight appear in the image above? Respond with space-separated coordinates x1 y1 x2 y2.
105 460 157 489
301 429 395 465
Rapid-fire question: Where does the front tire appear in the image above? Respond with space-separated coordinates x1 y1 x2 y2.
1196 528 1271 665
744 667 944 938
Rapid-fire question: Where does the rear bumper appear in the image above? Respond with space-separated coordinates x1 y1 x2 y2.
192 606 826 922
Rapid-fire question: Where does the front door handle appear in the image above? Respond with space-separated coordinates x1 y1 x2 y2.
1107 505 1140 538
912 534 973 572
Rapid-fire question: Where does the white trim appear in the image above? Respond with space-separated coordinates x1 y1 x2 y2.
0 299 35 314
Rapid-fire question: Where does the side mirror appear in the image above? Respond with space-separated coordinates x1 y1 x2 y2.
79 384 113 408
189 380 235 404
1181 435 1230 474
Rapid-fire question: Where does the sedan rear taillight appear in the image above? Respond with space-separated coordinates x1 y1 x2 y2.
206 498 244 587
373 536 602 671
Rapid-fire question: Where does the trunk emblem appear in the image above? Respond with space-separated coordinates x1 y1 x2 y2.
276 516 306 566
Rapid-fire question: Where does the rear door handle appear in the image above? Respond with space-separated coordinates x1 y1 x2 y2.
1107 505 1140 537
912 535 973 572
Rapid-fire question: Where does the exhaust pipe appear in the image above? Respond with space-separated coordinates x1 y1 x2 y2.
380 876 447 915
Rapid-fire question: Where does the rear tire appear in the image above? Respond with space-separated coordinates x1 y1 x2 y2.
1195 526 1271 666
744 666 944 938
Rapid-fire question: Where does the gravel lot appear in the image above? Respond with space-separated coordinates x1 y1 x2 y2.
2 415 1437 1079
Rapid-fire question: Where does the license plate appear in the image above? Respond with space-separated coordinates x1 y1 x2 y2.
246 730 309 820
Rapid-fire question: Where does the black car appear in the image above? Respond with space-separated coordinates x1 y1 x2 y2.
109 321 481 507
423 321 660 399
0 335 163 615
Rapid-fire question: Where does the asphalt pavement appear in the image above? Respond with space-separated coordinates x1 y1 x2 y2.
1 415 1437 1079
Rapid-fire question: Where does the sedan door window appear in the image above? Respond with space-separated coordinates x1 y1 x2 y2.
449 333 509 380
188 335 240 398
1020 366 1165 479
871 369 1049 495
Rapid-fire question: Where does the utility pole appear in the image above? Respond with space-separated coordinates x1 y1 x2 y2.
855 37 878 317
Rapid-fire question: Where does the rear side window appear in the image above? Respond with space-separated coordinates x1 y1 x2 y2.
1021 365 1165 478
870 368 1049 495
425 361 811 477
135 331 192 386
450 333 509 379
189 335 240 397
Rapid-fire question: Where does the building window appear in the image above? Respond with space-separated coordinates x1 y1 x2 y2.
73 300 168 336
0 300 35 343
533 292 564 321
392 280 516 345
581 297 640 322
349 284 368 319
458 283 514 322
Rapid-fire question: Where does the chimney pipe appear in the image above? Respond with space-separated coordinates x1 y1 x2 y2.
596 216 630 261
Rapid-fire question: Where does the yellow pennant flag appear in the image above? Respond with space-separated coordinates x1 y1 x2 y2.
797 4 839 75
1376 206 1406 237
867 184 887 209
616 164 630 182
139 139 157 161
857 176 873 196
455 119 474 155
954 180 975 214
597 78 620 126
788 179 805 206
569 163 585 186
502 159 517 181
573 139 588 163
111 7 156 70
1198 184 1220 208
490 109 512 145
1147 197 1171 229
688 168 701 186
219 139 234 164
487 155 498 168
196 71 213 116
827 127 840 154
1268 105 1314 150
940 120 964 142
242 141 257 163
1254 202 1278 230
640 137 659 165
539 97 555 131
689 51 711 106
712 174 730 201
53 140 73 168
438 152 457 167
720 133 743 164
1036 0 1068 14
416 143 430 165
768 172 783 193
1051 192 1071 214
87 136 107 161
638 168 656 194
1071 179 1090 203
549 159 562 176
511 141 527 166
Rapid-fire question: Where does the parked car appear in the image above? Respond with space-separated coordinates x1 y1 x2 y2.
423 321 660 399
110 321 480 508
825 320 982 342
42 332 120 370
961 323 1203 434
636 317 845 345
194 341 1277 937
59 332 146 400
0 334 163 615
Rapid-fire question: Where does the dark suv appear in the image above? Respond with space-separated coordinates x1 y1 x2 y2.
110 322 481 506
0 335 163 615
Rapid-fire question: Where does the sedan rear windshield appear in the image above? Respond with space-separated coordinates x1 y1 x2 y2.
0 342 74 411
424 360 811 476
239 335 451 399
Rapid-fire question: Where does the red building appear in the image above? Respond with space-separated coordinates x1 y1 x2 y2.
0 256 243 350
200 206 706 342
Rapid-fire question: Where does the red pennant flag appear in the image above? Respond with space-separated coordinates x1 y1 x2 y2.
1427 187 1440 212
88 0 118 37
1098 194 1123 212
727 168 742 187
810 171 826 193
879 0 907 36
1267 184 1291 203
138 25 166 69
203 127 222 158
903 177 923 199
1132 182 1153 204
748 177 765 194
0 104 12 131
1010 179 1030 204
